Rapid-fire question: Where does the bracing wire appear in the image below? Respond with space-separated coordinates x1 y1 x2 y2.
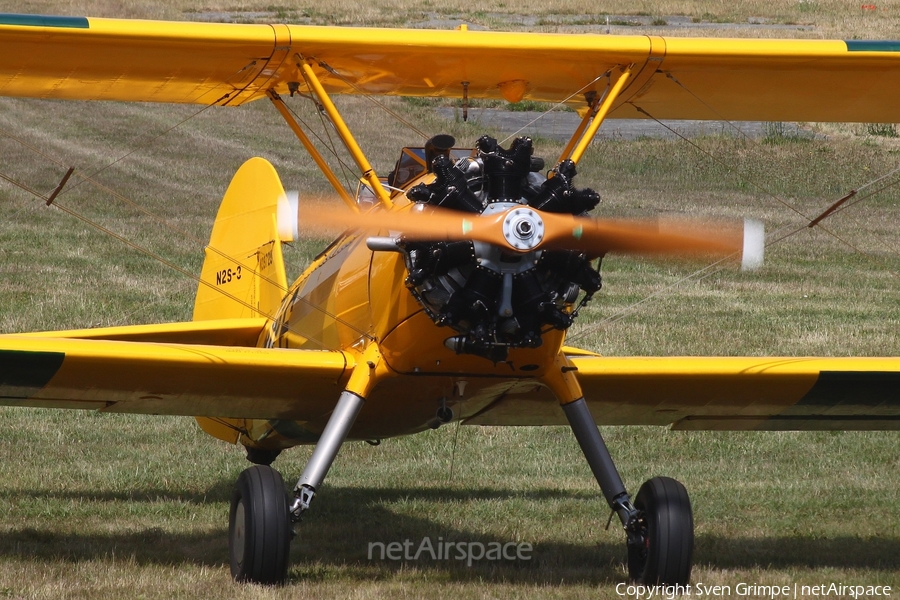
0 122 376 343
10 61 900 349
499 73 610 146
0 167 358 350
0 122 290 292
630 104 900 274
655 71 900 254
569 98 900 342
299 67 361 196
58 103 220 199
0 100 379 345
314 59 431 142
0 91 292 291
282 99 363 182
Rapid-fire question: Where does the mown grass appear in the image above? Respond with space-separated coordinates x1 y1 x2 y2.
0 415 897 599
1 2 900 599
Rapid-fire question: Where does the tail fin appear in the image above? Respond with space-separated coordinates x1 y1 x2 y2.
193 157 298 322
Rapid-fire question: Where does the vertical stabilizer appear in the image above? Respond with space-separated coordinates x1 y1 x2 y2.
193 157 296 321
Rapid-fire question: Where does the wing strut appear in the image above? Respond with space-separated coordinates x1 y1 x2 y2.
297 57 394 210
557 89 602 165
268 90 360 213
559 64 634 166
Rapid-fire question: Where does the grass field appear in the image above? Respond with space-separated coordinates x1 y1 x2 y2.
2 2 900 599
3 0 900 38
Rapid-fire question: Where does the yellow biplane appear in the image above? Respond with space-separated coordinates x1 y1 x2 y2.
1 13 900 586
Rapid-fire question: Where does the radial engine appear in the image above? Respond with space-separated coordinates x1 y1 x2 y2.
397 134 604 361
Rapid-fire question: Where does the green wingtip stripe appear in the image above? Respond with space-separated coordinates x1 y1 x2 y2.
784 371 900 415
0 349 65 399
846 40 900 52
0 13 89 28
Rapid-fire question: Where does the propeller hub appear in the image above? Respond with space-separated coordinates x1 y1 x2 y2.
514 220 533 238
502 207 544 251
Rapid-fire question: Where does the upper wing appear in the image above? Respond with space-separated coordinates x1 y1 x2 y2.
1 15 900 121
0 15 288 105
0 331 353 419
465 355 900 430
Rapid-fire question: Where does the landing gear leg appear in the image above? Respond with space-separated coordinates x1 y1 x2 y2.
226 391 365 584
562 397 693 585
289 390 366 521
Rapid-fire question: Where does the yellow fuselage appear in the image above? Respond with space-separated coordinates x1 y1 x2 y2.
225 176 570 449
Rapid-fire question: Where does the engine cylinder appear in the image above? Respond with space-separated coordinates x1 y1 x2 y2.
401 135 602 360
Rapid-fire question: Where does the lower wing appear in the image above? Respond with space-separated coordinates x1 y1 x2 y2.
0 322 352 420
466 354 900 430
5 324 899 430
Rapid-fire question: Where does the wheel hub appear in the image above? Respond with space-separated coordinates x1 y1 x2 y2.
232 498 246 564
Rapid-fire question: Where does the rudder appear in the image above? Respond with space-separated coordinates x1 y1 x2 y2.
193 157 298 322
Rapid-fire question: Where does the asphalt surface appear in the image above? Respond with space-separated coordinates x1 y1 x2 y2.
435 107 815 142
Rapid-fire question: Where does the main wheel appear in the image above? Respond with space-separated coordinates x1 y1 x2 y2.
229 465 292 584
627 476 694 585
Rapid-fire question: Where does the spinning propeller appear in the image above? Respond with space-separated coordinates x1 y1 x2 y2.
292 134 764 359
302 202 765 270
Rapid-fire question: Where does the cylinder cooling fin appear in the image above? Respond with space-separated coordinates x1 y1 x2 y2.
400 134 603 361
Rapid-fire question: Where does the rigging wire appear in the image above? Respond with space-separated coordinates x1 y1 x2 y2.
0 125 371 349
568 101 900 342
630 104 900 273
570 259 732 333
632 105 815 223
57 103 220 199
49 58 265 200
0 122 288 291
0 103 377 342
0 63 305 299
0 167 347 350
9 62 899 348
820 170 900 221
30 63 404 340
313 60 431 141
499 73 610 146
299 68 360 197
282 98 363 183
0 98 295 293
658 71 900 254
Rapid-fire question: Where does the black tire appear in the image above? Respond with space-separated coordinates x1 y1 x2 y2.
627 476 694 585
229 465 292 585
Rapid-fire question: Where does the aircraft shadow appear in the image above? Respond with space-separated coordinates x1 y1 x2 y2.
1 482 897 584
